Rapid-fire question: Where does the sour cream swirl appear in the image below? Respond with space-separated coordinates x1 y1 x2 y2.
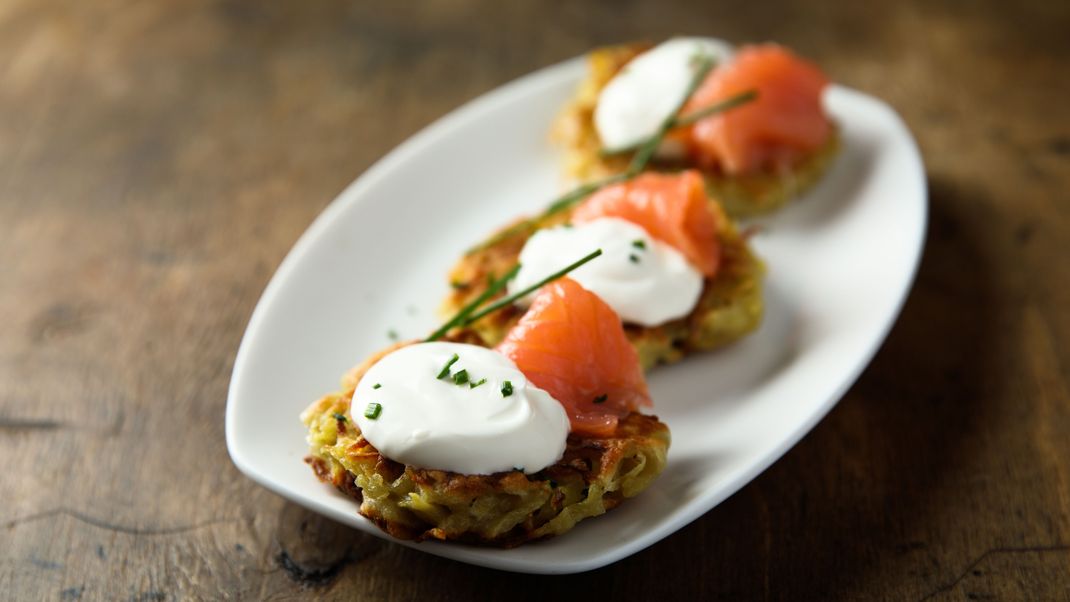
352 342 569 475
594 37 735 150
510 218 703 327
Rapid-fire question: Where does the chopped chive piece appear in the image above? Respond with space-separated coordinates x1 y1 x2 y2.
501 380 513 397
436 353 460 379
450 280 468 290
332 412 347 422
562 223 573 229
387 329 399 341
593 394 608 404
452 369 469 385
469 378 487 389
629 254 640 263
363 402 382 420
462 249 603 326
632 239 646 250
372 383 381 390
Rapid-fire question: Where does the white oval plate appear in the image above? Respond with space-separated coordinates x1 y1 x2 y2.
226 56 926 574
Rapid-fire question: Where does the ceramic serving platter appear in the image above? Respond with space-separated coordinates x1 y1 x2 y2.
226 55 926 574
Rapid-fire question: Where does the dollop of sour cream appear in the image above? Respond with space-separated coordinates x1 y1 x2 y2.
352 342 569 475
594 37 735 150
510 218 703 327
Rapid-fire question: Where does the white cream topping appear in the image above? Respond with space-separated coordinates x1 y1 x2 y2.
594 37 735 150
352 342 569 475
509 218 703 327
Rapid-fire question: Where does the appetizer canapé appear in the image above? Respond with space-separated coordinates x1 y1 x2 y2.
303 279 669 546
554 38 839 216
445 171 763 369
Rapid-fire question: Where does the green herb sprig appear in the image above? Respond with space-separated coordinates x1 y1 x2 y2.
600 89 759 158
426 265 521 342
617 54 719 171
427 248 603 341
460 248 603 327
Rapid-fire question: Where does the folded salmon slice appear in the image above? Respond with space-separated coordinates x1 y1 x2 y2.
572 170 720 278
497 278 651 437
685 44 831 175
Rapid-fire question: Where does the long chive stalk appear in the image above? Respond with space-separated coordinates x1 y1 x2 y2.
426 264 521 342
465 173 629 255
674 89 758 126
460 248 603 326
601 88 759 158
624 54 717 173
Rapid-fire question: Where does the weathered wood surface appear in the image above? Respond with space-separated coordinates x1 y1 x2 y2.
1 1 1067 599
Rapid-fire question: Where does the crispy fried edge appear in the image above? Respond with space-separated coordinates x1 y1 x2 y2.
302 356 670 547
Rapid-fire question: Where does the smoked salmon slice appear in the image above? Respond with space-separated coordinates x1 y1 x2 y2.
497 277 651 437
685 44 831 175
572 170 720 277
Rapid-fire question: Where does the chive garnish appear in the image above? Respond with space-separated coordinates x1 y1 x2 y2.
373 383 382 389
452 369 470 386
364 402 382 420
469 378 487 389
593 394 608 404
332 412 347 422
632 239 646 250
629 254 640 263
543 174 631 215
436 353 460 379
674 89 759 127
426 265 521 341
621 54 718 171
599 48 756 160
465 173 630 255
501 381 513 397
387 329 399 341
460 248 603 326
601 89 759 158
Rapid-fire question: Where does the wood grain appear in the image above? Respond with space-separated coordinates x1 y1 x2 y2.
1 0 1067 599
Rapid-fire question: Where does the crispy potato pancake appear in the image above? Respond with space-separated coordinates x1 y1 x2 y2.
443 197 764 370
552 43 840 218
301 349 670 547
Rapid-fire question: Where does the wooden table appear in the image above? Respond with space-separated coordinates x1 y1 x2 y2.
2 1 1067 599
